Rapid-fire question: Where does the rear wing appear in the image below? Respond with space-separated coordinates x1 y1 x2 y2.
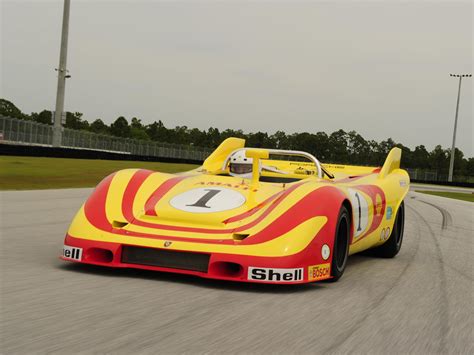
378 147 402 179
322 147 403 180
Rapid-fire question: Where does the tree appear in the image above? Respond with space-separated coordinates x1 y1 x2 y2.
206 127 221 148
89 119 109 134
110 116 131 137
328 129 349 163
466 158 474 177
65 112 89 130
429 145 448 173
247 132 274 148
412 145 430 169
289 132 316 155
0 99 28 120
451 148 466 177
347 131 368 165
130 117 149 140
146 120 169 142
131 117 144 129
270 131 289 150
170 126 189 144
30 110 53 124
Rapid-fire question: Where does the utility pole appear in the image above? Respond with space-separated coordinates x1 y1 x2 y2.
448 73 471 182
53 0 71 147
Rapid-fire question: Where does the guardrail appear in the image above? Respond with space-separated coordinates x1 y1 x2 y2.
0 116 212 161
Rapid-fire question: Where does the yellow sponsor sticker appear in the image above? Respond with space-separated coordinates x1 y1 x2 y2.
308 263 331 281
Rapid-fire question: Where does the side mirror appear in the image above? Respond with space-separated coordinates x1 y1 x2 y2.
245 149 269 185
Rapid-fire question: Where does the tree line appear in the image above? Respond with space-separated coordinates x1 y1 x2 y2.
1 98 472 177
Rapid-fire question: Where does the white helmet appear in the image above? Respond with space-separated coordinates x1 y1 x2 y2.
229 149 255 179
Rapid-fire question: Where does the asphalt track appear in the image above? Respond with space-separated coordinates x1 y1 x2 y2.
1 187 472 354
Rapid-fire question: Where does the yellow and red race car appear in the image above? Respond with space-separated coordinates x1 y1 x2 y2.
62 137 409 284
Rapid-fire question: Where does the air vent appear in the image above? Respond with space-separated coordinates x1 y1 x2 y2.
121 246 210 273
233 233 249 241
112 220 128 228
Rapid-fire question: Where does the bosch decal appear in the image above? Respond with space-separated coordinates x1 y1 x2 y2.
308 263 331 281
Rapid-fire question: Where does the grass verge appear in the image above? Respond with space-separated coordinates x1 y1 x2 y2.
415 190 474 203
0 156 198 190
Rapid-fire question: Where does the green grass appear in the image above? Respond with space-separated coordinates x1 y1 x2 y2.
0 156 198 190
415 190 474 203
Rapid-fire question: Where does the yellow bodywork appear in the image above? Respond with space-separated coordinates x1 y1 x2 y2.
67 138 410 258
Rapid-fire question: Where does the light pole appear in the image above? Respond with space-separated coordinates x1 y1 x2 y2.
53 0 71 147
448 73 471 182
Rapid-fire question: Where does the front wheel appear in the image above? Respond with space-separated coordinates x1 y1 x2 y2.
329 205 350 282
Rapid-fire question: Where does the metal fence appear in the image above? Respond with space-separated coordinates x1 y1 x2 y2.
405 168 471 183
406 168 439 181
1 115 471 182
0 116 212 161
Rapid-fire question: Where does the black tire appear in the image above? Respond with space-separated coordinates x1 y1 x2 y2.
370 201 405 258
329 205 350 282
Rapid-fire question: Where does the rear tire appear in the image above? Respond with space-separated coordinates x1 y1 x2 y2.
329 205 350 282
370 201 405 258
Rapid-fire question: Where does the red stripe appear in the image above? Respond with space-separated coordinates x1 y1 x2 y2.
122 170 154 221
116 186 341 245
130 181 308 234
144 176 189 216
82 172 343 246
83 174 340 245
241 186 342 244
223 182 305 224
84 173 116 231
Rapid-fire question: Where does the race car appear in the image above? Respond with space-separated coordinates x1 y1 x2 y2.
62 137 409 284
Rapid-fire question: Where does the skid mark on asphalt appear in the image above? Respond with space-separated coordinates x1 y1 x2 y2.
409 202 449 354
322 202 422 354
417 200 452 230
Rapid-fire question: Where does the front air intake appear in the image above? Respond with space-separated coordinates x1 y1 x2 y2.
121 245 210 273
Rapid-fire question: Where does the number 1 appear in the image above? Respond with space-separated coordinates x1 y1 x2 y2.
187 189 221 208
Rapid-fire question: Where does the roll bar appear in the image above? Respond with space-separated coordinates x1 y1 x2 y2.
222 148 325 179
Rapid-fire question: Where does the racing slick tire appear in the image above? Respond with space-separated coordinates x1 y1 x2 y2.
328 205 351 282
369 201 405 258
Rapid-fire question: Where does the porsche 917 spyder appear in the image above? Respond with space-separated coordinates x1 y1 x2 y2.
61 137 409 284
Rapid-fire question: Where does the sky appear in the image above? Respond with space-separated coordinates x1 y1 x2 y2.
1 0 472 156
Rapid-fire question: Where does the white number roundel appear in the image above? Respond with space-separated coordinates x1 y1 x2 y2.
169 187 246 213
348 188 369 238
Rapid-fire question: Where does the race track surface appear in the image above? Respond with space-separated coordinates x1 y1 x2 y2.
1 188 472 354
